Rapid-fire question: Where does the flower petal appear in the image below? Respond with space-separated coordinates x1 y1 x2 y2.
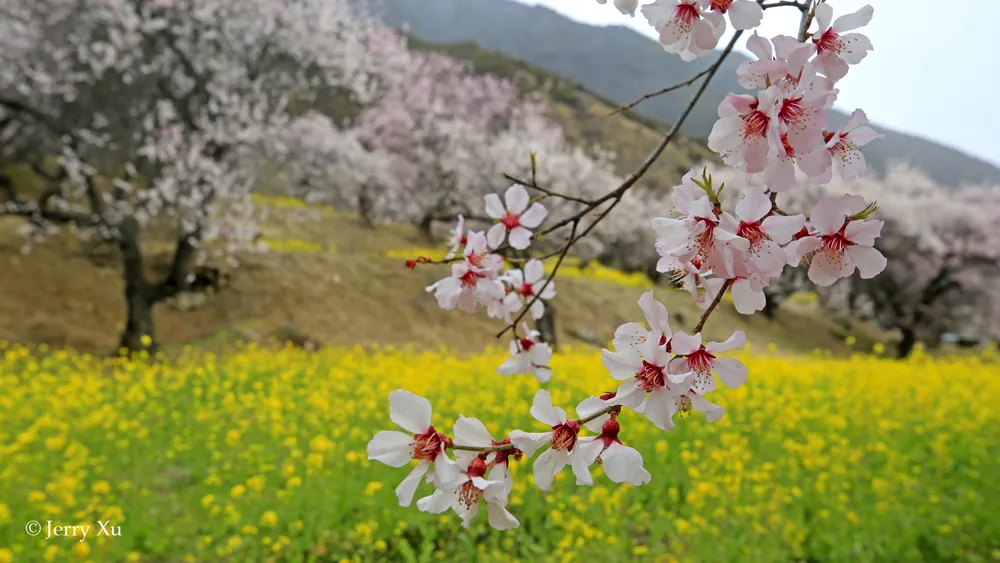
395 461 430 507
529 389 566 426
532 449 569 491
367 430 414 467
602 443 651 486
519 202 548 228
713 357 748 388
453 415 493 448
509 430 552 458
508 226 533 250
388 390 432 433
484 193 505 219
571 438 604 486
847 245 886 279
505 184 530 215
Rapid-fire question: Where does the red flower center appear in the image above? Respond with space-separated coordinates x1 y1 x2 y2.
675 2 701 24
411 426 447 461
821 230 854 252
709 0 732 13
814 28 843 54
459 269 485 288
518 281 535 297
636 360 666 392
742 109 771 140
737 220 769 251
458 481 482 509
501 211 520 230
519 337 535 352
778 97 806 125
686 346 716 374
550 420 580 451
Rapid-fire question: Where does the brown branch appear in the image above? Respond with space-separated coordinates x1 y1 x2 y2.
533 30 744 243
496 219 579 339
503 173 591 205
612 68 712 115
693 279 734 334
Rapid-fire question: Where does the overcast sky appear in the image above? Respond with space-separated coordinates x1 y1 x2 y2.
512 0 1000 168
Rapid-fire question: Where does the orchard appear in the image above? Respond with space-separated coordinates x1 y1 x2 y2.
1 0 999 560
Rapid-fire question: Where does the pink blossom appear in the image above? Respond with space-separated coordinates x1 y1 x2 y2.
426 232 505 313
444 215 467 259
708 87 782 174
733 187 806 274
509 390 604 491
667 330 747 395
809 3 875 83
798 109 884 183
501 258 555 320
366 390 460 506
785 195 887 286
484 184 547 250
601 330 697 431
611 290 673 353
704 0 762 31
652 196 749 277
586 416 651 486
497 323 553 383
642 0 726 62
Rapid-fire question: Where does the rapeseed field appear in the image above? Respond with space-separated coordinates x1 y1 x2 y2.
1 344 998 562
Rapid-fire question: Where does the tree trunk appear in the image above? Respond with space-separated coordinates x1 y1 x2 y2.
357 188 374 228
117 217 158 354
417 213 435 240
761 288 780 320
120 288 157 354
897 326 917 359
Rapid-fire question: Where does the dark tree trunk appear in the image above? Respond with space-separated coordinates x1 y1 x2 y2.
897 326 917 359
357 188 374 228
117 217 157 353
417 213 435 240
761 288 780 320
536 302 558 351
115 219 200 354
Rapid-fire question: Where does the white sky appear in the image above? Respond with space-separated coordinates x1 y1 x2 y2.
512 0 1000 168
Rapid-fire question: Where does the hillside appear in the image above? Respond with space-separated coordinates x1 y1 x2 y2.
0 196 882 356
380 0 1000 188
407 37 718 191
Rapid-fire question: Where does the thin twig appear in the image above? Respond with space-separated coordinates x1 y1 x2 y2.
693 279 734 334
532 30 745 243
496 219 579 338
504 174 591 205
612 67 711 115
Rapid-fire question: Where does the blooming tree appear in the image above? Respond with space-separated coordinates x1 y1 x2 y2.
372 0 895 530
0 0 390 351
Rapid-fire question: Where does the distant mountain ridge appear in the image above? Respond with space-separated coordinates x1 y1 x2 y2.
378 0 1000 188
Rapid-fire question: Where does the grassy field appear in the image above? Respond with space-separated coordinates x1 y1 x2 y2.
1 344 998 562
0 192 886 357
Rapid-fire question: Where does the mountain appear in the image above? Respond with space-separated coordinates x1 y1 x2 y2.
378 0 1000 188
